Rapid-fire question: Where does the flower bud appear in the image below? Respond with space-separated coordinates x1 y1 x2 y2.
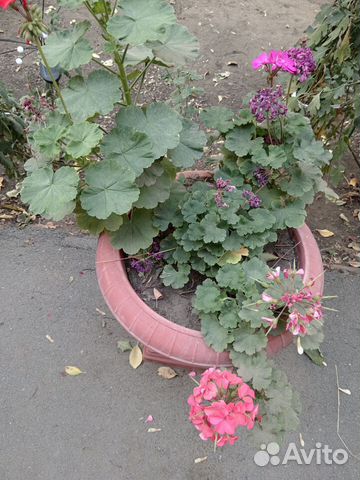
15 58 23 65
17 46 24 53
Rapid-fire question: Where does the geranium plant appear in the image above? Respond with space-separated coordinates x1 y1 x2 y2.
3 0 206 253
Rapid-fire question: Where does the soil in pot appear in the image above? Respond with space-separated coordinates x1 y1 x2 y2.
126 229 297 331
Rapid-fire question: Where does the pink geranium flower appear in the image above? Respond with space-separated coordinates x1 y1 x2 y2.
0 0 17 9
252 50 296 74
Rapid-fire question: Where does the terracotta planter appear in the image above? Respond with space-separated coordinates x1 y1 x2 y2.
96 172 324 369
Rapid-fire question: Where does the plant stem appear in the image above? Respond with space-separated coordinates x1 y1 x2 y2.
114 50 132 105
91 56 118 75
286 76 293 105
131 57 154 90
34 37 71 120
266 116 273 145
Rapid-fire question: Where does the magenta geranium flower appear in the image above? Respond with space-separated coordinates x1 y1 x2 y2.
0 0 17 9
252 50 297 74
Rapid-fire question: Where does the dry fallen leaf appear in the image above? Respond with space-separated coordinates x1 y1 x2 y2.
46 334 54 343
194 457 208 464
147 427 161 433
158 366 177 379
316 229 335 238
129 345 143 369
348 178 359 188
153 288 163 301
64 366 83 376
339 213 349 223
338 387 351 395
348 242 360 252
96 307 106 316
349 261 360 268
0 176 4 190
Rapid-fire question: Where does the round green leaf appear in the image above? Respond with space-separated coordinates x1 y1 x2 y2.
101 126 155 176
109 209 158 254
80 160 139 219
116 103 182 158
43 21 93 70
200 107 235 133
65 122 103 158
21 166 79 220
148 24 199 66
60 70 120 123
107 0 176 45
167 120 206 168
76 208 123 235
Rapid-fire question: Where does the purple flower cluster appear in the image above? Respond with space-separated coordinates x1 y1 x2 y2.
242 190 262 208
215 177 236 208
130 241 165 274
286 47 316 83
249 85 287 123
253 168 269 187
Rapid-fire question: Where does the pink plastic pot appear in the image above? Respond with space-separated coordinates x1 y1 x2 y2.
96 172 324 369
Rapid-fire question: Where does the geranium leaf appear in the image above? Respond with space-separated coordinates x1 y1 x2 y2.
200 213 227 243
272 200 306 229
107 0 176 45
43 21 93 70
134 169 173 209
193 279 223 313
60 70 120 123
116 103 182 158
148 24 199 65
167 120 206 167
21 166 79 220
232 326 268 355
200 313 234 352
200 107 234 133
136 161 164 187
230 350 273 390
219 300 240 328
109 209 158 254
80 160 139 219
253 145 287 168
216 264 247 290
153 182 186 231
224 125 255 156
64 122 103 158
160 263 191 288
101 125 155 176
33 123 68 159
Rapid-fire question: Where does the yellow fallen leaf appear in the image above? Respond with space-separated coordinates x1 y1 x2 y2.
129 345 143 369
348 178 359 188
64 366 83 376
147 427 161 433
316 229 335 238
218 247 249 266
158 366 177 379
194 456 208 464
153 288 163 300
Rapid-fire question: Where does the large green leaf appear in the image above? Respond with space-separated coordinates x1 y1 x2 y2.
109 209 158 254
200 213 227 243
43 21 93 70
21 166 79 220
225 126 255 156
201 313 234 352
253 145 287 168
101 125 155 176
76 208 123 235
64 122 103 158
167 120 206 167
61 70 120 123
230 350 273 390
33 123 68 159
232 326 268 355
200 107 234 133
80 160 139 219
153 182 186 231
107 0 176 45
148 24 199 65
272 200 306 229
116 103 182 158
160 263 191 288
134 168 173 209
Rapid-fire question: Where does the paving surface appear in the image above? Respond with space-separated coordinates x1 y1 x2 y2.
0 224 359 480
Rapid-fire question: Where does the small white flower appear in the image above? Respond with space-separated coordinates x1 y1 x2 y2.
291 91 297 97
15 58 23 65
17 46 24 54
102 59 114 67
